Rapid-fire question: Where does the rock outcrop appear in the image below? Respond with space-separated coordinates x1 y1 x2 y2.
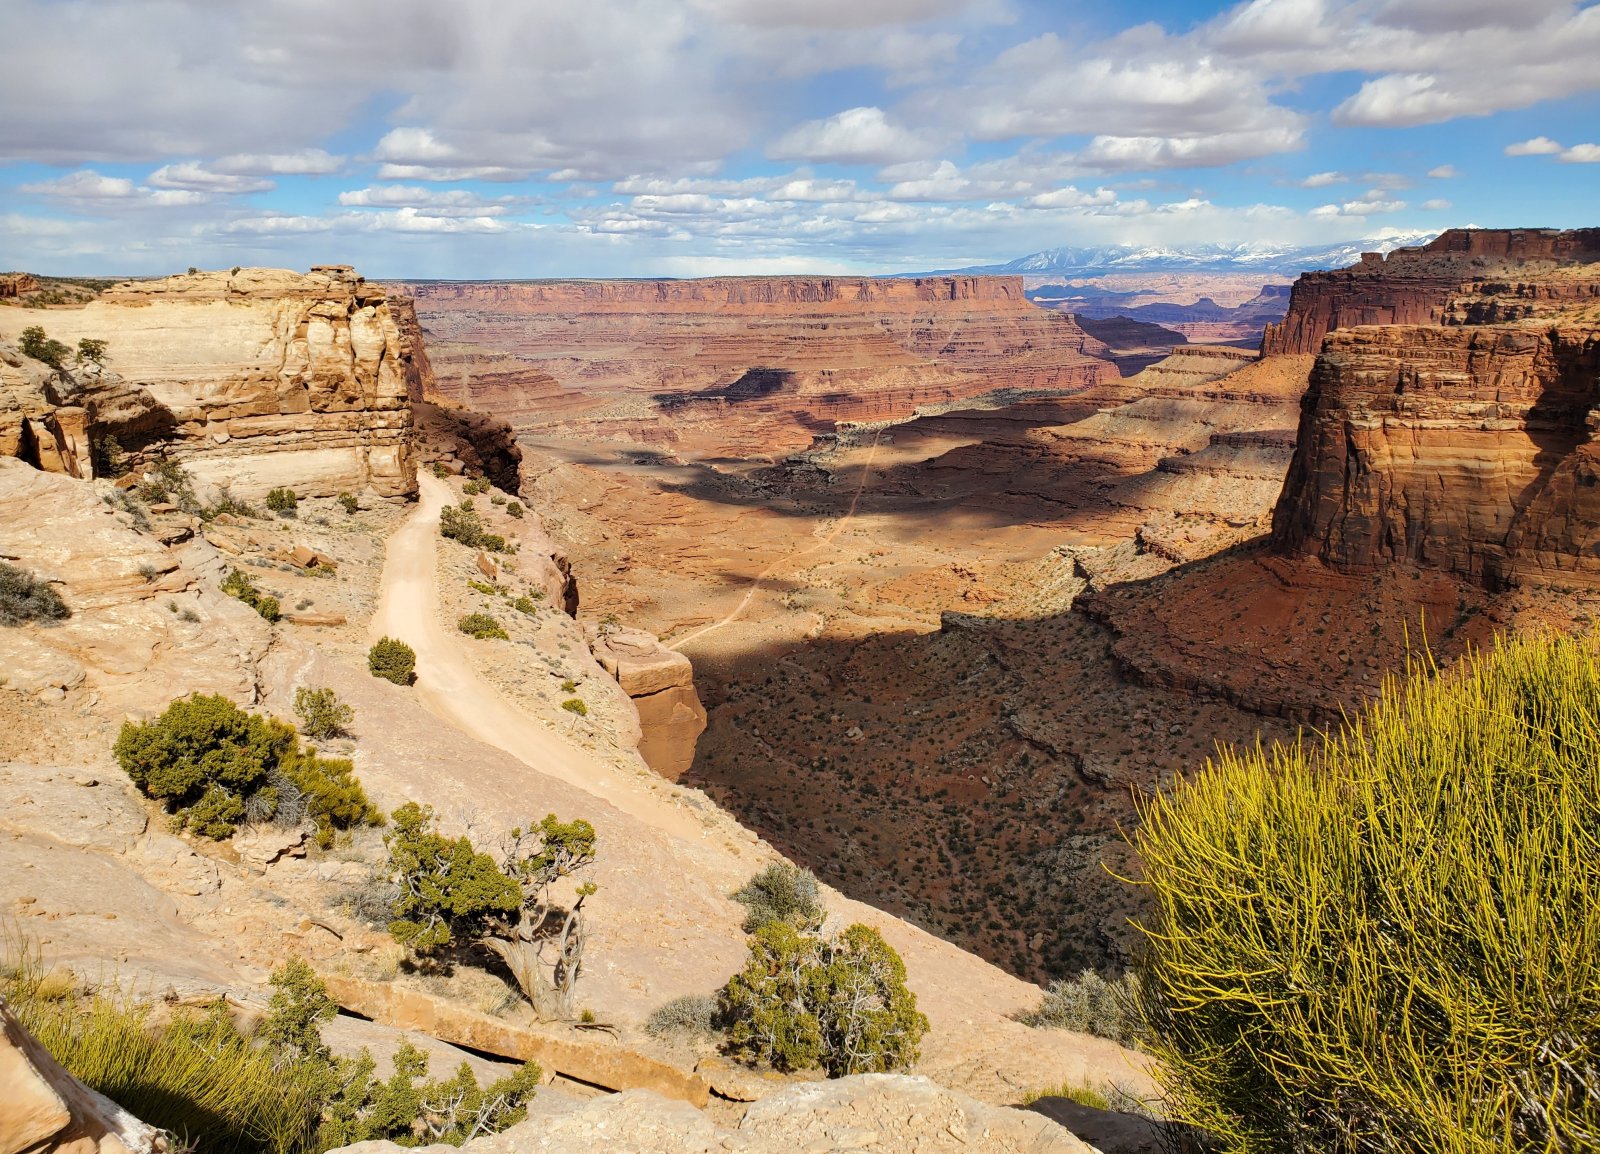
1261 228 1600 356
1262 229 1600 591
589 626 708 777
1270 323 1600 589
389 294 524 492
0 267 417 499
1 1000 168 1154
390 276 1119 457
326 1074 1093 1154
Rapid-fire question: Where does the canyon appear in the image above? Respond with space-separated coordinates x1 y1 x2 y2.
9 225 1600 1151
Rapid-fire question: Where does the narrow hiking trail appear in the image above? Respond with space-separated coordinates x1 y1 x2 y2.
365 470 1156 1102
370 473 708 843
667 431 883 651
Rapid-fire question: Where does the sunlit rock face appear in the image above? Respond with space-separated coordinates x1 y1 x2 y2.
0 266 417 499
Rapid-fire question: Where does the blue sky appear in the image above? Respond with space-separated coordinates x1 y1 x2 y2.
2 0 1596 278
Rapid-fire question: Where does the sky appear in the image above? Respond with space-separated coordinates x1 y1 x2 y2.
2 0 1597 279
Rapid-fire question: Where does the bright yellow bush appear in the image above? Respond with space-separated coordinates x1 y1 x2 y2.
1133 632 1600 1154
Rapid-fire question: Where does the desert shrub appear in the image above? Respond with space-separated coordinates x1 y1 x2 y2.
293 686 353 740
115 694 294 837
468 579 498 595
222 567 281 622
1020 1080 1113 1110
386 803 597 1020
367 637 416 685
560 697 588 716
206 488 261 520
76 336 108 364
463 478 490 495
133 457 204 514
1018 969 1143 1049
458 612 509 640
513 596 539 615
505 501 524 519
431 462 451 479
489 492 506 506
645 994 720 1039
18 324 70 368
337 492 359 514
0 560 69 626
280 747 382 848
479 533 507 553
1134 632 1600 1154
114 693 376 842
720 921 926 1076
732 861 825 934
439 501 483 547
265 487 298 516
94 434 128 477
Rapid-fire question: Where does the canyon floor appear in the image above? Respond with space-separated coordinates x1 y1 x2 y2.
517 392 1298 980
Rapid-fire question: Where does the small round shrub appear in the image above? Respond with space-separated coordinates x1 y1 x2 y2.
265 487 298 516
458 613 509 640
221 567 280 622
1017 969 1143 1049
367 637 416 685
560 697 588 716
293 686 354 740
337 492 359 515
732 861 824 934
505 502 524 519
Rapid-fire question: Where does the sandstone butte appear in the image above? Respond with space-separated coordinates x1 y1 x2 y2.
389 274 1120 457
0 265 1150 1154
1090 227 1600 726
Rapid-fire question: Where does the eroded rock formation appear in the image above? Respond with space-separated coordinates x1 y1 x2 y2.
390 275 1119 457
588 626 708 777
1264 229 1600 591
0 267 416 498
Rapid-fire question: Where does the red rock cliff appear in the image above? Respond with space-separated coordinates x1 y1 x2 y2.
387 275 1118 457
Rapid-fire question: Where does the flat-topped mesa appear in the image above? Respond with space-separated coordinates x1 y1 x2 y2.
1261 228 1600 355
389 274 1117 457
397 274 1027 312
0 266 417 499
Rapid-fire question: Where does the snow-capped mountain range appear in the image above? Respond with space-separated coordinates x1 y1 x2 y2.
921 232 1440 277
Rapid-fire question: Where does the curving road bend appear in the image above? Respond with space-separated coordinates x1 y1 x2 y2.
370 473 706 842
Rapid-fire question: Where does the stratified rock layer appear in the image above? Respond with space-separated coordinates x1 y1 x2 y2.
0 267 417 498
390 276 1119 457
1261 228 1600 356
589 626 708 777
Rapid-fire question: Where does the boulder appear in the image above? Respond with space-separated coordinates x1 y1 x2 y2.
588 627 707 777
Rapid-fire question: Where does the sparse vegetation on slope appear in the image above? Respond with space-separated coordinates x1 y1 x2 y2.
114 693 379 841
1017 969 1143 1049
0 559 69 625
222 567 281 622
1134 632 1600 1154
385 802 598 1020
717 863 927 1077
3 944 539 1154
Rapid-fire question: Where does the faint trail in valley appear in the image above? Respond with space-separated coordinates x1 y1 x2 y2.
667 430 882 651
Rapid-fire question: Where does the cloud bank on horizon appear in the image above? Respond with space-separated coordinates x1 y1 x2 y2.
2 0 1597 278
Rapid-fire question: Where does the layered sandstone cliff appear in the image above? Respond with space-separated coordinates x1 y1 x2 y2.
1261 228 1600 356
390 276 1119 457
0 267 416 498
1270 323 1600 588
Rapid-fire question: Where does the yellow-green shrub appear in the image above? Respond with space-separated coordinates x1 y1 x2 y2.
1133 632 1600 1153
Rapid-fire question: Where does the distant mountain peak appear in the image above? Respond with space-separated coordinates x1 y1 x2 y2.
925 233 1440 277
